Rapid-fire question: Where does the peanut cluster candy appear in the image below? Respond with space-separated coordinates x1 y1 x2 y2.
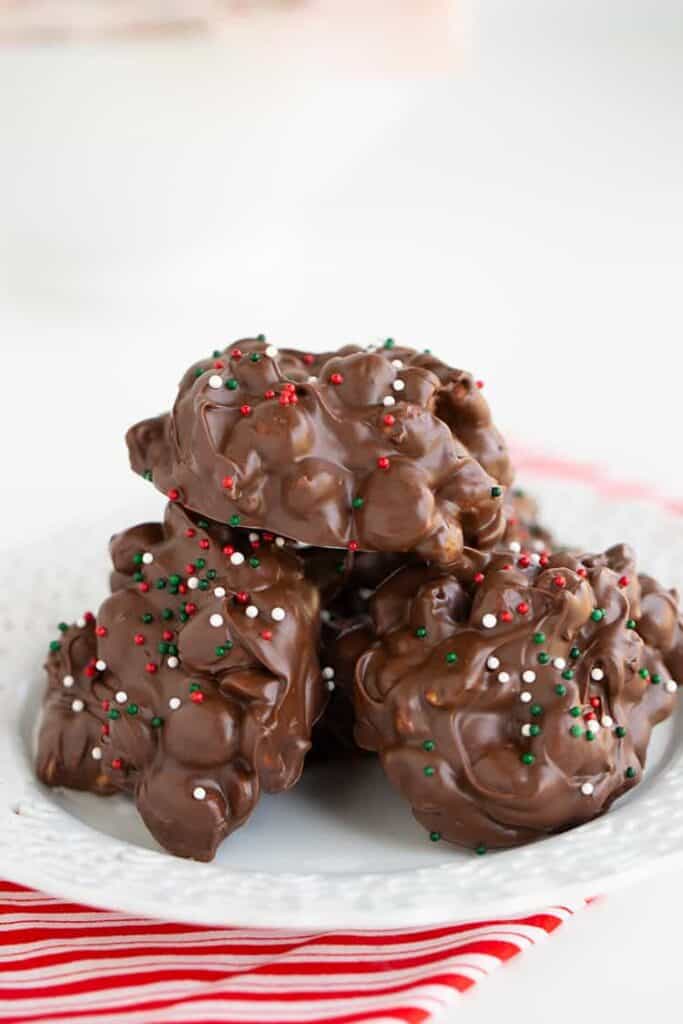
37 503 325 861
127 338 508 564
354 544 681 850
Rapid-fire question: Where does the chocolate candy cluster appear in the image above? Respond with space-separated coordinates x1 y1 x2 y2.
36 337 680 859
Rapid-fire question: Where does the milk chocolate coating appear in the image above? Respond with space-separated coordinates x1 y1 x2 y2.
354 544 680 850
36 503 324 861
126 338 508 564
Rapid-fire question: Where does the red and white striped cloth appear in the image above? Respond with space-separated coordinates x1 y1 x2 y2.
0 882 584 1024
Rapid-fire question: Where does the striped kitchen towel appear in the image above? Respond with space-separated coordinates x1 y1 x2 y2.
0 882 583 1023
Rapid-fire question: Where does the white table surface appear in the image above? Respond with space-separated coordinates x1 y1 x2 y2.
1 1 682 1018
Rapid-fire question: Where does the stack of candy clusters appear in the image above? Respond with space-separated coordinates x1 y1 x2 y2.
37 338 683 859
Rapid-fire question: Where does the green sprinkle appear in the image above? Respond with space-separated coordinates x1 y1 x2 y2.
212 349 221 358
415 627 428 639
562 669 574 680
49 640 61 653
352 497 364 509
570 706 582 717
167 644 178 656
189 682 201 693
151 716 163 728
161 609 173 621
422 740 435 751
256 333 266 342
179 611 189 623
207 569 217 580
142 613 154 624
638 668 650 679
198 519 209 529
555 684 567 696
521 752 535 766
127 703 138 716
225 378 239 390
108 708 121 720
570 724 582 737
58 622 68 633
586 731 595 741
249 352 261 363
196 558 206 569
626 619 637 630
133 553 143 565
383 338 395 349
229 515 241 527
158 642 169 655
529 724 541 737
570 647 581 659
625 766 637 779
169 585 178 595
591 608 605 622
651 673 662 684
530 704 543 717
155 578 166 589
491 485 503 498
194 367 205 378
445 651 458 664
198 580 209 591
538 652 550 665
249 557 260 568
475 843 487 856
335 561 345 574
143 469 153 481
513 488 525 498
533 632 546 645
615 726 627 738
133 571 144 583
215 645 228 657
169 575 181 586
429 831 441 842
424 765 435 777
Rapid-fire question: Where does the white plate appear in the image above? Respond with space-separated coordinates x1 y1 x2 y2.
2 472 683 929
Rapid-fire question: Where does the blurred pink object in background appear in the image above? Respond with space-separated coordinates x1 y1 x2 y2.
0 0 459 72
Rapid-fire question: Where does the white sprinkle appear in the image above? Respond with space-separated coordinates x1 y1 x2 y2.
522 670 536 684
307 375 318 383
265 345 278 358
521 724 532 737
209 613 224 628
95 659 107 672
245 605 259 619
553 657 566 670
497 671 510 684
230 552 245 566
486 656 500 670
187 576 199 590
76 617 87 629
169 697 181 710
392 379 405 392
214 586 226 598
601 715 614 728
530 553 541 566
271 607 286 622
142 552 154 565
359 588 373 600
586 720 600 735
322 666 335 680
581 782 595 796
321 610 332 623
167 656 179 669
249 532 259 542
63 675 75 688
326 679 336 691
665 680 678 693
390 359 404 370
193 786 207 801
208 374 223 389
366 343 377 352
532 539 545 552
520 691 532 703
482 614 497 629
382 395 396 407
275 537 286 548
91 747 102 760
591 667 605 681
115 691 128 704
71 699 84 712
508 541 522 553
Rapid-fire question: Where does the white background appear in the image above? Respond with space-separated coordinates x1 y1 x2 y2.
1 1 682 1018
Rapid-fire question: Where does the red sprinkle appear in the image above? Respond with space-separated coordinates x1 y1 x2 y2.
518 555 531 569
213 360 225 369
222 476 234 489
95 626 108 637
329 372 344 386
101 724 109 735
223 545 235 556
264 389 276 400
348 541 359 552
199 538 210 550
517 602 530 615
377 456 390 470
303 354 315 365
185 564 196 575
261 629 273 641
577 567 588 578
383 414 395 426
500 610 513 623
185 528 196 538
83 611 95 624
231 348 243 360
590 697 601 709
145 662 158 674
618 575 630 588
185 603 197 616
134 633 145 646
553 575 566 589
111 758 122 770
139 582 150 593
102 701 110 711
539 554 549 567
168 488 180 502
240 404 252 416
474 572 485 584
162 630 174 642
85 665 96 678
190 691 205 704
263 533 274 542
501 564 512 571
235 591 249 604
476 380 484 389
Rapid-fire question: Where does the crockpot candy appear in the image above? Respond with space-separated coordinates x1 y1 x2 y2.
126 337 508 564
36 502 325 861
354 543 681 851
